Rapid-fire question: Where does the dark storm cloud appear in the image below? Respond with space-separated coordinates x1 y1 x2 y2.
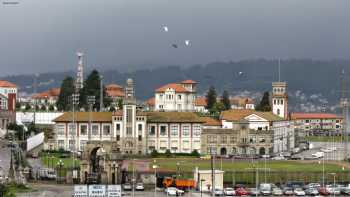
0 0 350 76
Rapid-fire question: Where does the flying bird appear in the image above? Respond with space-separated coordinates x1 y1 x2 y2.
185 40 190 46
163 26 169 32
172 44 178 48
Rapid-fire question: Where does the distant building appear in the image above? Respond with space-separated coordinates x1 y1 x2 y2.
155 80 197 112
105 84 125 108
31 88 60 108
143 97 155 111
230 97 255 110
194 97 208 113
290 112 342 135
0 80 17 131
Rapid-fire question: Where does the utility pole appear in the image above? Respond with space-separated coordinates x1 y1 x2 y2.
71 93 79 172
210 147 216 197
33 73 39 126
341 69 348 161
100 75 104 112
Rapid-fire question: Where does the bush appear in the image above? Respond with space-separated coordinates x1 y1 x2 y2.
165 149 172 158
191 150 200 157
151 150 158 157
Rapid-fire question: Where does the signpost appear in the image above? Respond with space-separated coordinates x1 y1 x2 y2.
107 185 122 197
74 185 88 197
88 185 106 197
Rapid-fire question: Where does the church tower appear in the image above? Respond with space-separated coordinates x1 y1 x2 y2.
272 82 288 119
75 52 84 91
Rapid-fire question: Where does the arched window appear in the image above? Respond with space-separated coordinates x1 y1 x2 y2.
277 109 280 115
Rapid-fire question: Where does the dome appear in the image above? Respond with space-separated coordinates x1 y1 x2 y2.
126 78 133 85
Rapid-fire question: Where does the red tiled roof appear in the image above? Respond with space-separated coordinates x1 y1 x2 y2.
180 79 197 84
32 88 60 99
145 97 155 106
155 83 190 93
106 84 123 90
195 97 207 106
220 109 283 121
106 84 124 98
200 116 221 126
0 80 16 88
291 113 342 120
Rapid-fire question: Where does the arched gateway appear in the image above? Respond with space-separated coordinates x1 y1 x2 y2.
80 141 123 184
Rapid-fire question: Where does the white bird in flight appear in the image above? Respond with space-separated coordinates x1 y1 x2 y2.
185 40 190 46
163 26 169 32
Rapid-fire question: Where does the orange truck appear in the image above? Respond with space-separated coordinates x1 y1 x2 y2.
163 177 196 190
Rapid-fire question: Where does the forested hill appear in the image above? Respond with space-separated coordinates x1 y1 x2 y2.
2 59 349 110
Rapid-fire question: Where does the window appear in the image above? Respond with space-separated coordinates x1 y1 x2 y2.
69 140 75 150
160 126 167 136
259 138 266 143
273 99 276 105
116 124 121 131
80 125 87 136
182 125 190 136
177 104 182 110
207 135 217 143
306 120 310 123
138 124 143 131
193 125 201 136
149 126 156 136
221 136 227 144
80 140 87 151
178 95 182 100
230 136 236 143
170 125 178 136
68 124 77 136
116 135 120 141
58 140 65 149
92 125 99 136
183 140 190 150
103 125 111 136
159 105 163 109
138 135 142 141
277 109 280 115
281 99 283 105
56 124 65 136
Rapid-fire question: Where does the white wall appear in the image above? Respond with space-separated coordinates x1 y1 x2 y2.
16 112 63 125
27 132 44 151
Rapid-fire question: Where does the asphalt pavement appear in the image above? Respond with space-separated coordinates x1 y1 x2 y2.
0 139 11 177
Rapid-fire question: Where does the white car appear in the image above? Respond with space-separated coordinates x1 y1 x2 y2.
135 183 144 191
294 188 305 196
272 188 283 196
223 188 236 196
165 187 184 196
321 148 332 153
213 188 224 196
326 187 341 195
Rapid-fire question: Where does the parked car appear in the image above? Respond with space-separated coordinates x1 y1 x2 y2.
234 184 246 190
260 183 272 196
283 187 294 196
123 183 132 191
272 187 283 196
303 183 321 190
326 186 341 195
271 155 285 160
165 187 184 196
248 188 260 196
294 188 306 196
223 188 235 196
341 188 350 195
318 187 330 196
213 188 224 196
305 188 319 196
235 187 249 196
135 183 144 191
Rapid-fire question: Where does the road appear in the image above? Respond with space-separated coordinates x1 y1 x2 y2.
17 183 210 197
295 141 347 160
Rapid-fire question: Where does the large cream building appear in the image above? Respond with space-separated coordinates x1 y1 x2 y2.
53 79 204 154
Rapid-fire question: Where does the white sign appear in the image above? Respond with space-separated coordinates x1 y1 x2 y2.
107 185 122 197
88 185 106 197
74 185 88 197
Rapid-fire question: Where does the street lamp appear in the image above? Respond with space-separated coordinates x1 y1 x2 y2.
328 173 336 197
200 179 205 197
71 93 79 170
153 160 159 197
87 95 95 141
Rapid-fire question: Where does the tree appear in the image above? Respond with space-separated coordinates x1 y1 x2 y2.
211 102 225 114
256 91 271 111
25 103 31 111
191 150 200 157
165 149 172 158
48 105 55 111
7 123 25 140
221 90 231 110
117 98 123 110
151 150 158 157
15 102 21 110
206 86 217 110
40 105 47 111
79 70 111 111
57 76 75 111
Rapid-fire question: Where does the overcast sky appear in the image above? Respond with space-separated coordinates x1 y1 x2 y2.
0 0 349 76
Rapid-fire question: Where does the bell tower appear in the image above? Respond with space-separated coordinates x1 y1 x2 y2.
272 82 288 119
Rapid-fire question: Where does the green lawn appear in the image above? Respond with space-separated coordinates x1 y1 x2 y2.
40 152 80 169
151 158 347 172
305 136 349 142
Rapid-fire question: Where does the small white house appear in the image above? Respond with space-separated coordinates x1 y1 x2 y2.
194 168 224 191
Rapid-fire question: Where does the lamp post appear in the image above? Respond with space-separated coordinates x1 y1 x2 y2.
56 159 64 184
112 161 116 184
87 95 95 141
71 93 79 171
153 160 158 197
200 179 205 197
329 173 336 197
132 159 136 197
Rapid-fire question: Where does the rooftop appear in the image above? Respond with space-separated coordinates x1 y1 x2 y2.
200 116 221 126
195 97 207 106
220 109 284 122
147 111 204 123
180 79 197 84
291 112 342 120
54 112 113 122
155 83 190 93
32 88 60 99
0 80 17 88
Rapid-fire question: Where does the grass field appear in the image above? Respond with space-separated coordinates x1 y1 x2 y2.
40 152 80 169
151 158 348 172
305 136 349 142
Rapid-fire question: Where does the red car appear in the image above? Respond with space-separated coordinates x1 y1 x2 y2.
235 187 249 196
318 187 330 196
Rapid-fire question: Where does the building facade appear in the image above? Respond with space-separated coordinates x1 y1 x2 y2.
155 80 197 112
0 80 17 111
271 82 288 119
31 88 60 108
